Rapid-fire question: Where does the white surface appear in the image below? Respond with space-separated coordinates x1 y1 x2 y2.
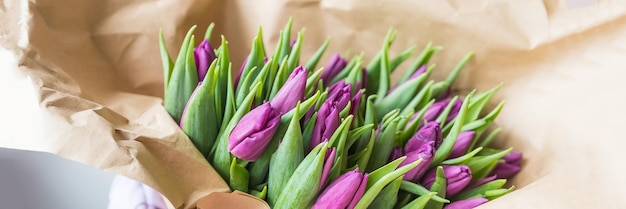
0 148 115 209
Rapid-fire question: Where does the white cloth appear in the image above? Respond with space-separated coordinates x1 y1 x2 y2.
107 175 167 209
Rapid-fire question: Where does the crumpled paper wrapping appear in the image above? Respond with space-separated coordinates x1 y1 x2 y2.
2 0 626 208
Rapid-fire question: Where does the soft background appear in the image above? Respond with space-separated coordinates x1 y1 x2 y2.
1 0 626 208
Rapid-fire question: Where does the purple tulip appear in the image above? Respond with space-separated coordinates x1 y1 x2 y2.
405 121 442 151
308 82 353 149
448 131 475 159
309 101 341 150
389 146 404 162
270 66 307 114
312 168 368 209
235 57 269 88
388 65 427 94
320 148 336 189
320 53 348 86
410 65 427 80
327 81 352 111
490 151 522 179
235 57 249 87
420 98 462 123
467 175 497 190
446 99 463 122
349 89 362 117
423 165 472 197
443 198 489 209
400 141 435 182
194 40 217 82
290 39 297 47
228 102 281 161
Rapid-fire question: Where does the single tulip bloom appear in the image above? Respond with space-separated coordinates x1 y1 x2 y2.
410 65 427 80
467 175 497 190
448 131 475 159
308 82 351 149
235 56 249 87
421 98 462 123
228 102 281 161
446 99 463 122
320 148 336 188
388 65 427 94
270 66 307 114
443 197 488 209
309 101 341 150
490 151 522 179
349 89 362 117
327 81 352 111
193 40 217 82
320 53 348 86
400 141 435 182
405 121 442 151
389 146 404 162
312 168 368 209
423 165 472 197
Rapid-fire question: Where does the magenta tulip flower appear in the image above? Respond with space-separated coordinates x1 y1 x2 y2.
194 40 217 81
423 165 472 197
388 65 427 94
308 81 353 149
448 131 475 159
490 151 522 179
443 198 488 209
228 102 281 161
420 98 463 123
405 121 442 151
320 148 336 189
400 141 435 182
270 66 307 114
309 101 341 150
320 53 348 86
389 146 404 162
312 168 368 209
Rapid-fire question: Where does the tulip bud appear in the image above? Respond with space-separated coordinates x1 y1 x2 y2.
228 102 281 161
410 65 427 80
320 148 336 188
309 101 341 150
490 151 522 179
389 146 404 162
193 39 217 81
422 98 462 123
467 175 498 190
309 81 351 148
387 65 427 94
235 57 249 87
405 121 442 151
270 66 307 114
312 168 368 209
448 131 475 159
400 141 435 182
327 81 352 110
320 53 348 86
350 89 362 117
423 165 472 197
443 198 488 209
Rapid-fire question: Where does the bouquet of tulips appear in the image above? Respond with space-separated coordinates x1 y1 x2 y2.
159 19 522 209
